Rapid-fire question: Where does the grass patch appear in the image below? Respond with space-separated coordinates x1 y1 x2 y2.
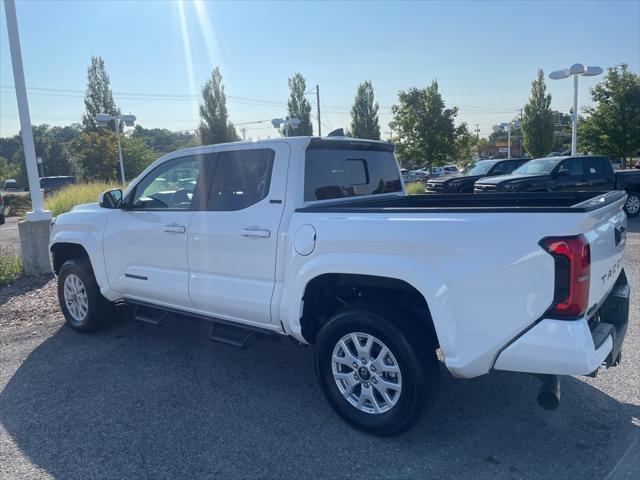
44 182 124 217
0 244 23 286
405 181 425 195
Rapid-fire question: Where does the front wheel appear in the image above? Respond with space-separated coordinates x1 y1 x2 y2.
624 192 640 217
315 305 440 436
57 258 120 332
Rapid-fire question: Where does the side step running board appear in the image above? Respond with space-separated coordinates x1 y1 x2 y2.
126 300 281 349
134 304 169 326
209 323 261 349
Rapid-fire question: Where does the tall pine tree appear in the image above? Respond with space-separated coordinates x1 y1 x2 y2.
285 73 313 136
198 67 239 145
82 56 120 132
521 69 554 158
350 80 381 140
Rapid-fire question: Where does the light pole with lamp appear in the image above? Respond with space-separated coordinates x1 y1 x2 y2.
95 113 136 183
271 117 301 137
498 121 520 159
549 64 603 155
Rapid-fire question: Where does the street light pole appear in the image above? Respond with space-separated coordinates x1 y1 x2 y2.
571 74 579 156
95 114 136 183
3 0 49 221
114 119 125 183
549 63 603 156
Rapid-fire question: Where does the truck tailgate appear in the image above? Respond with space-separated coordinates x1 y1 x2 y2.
581 193 627 313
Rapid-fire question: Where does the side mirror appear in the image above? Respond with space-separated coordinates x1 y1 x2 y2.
99 188 123 209
556 169 570 177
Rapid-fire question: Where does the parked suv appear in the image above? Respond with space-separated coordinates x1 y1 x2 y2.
0 192 5 225
3 179 18 190
426 158 528 193
474 155 640 217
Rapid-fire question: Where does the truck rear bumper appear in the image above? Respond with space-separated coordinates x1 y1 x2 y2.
494 270 630 376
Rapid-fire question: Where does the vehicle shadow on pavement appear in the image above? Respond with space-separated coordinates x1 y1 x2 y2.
1 317 638 479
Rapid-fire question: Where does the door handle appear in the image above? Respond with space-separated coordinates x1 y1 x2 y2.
164 223 186 234
240 227 271 238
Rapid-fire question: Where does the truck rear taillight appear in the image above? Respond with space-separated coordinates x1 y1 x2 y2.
541 235 590 318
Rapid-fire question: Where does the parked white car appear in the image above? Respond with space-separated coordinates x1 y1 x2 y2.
50 136 630 436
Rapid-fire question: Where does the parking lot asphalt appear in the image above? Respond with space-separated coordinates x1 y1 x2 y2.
0 217 638 480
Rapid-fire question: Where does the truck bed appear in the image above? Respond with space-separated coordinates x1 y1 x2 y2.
297 191 627 214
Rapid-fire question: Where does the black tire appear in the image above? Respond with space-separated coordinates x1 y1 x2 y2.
315 304 440 436
57 258 120 332
624 192 640 217
0 214 4 225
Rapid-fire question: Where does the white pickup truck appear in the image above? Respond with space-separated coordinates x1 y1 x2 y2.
50 136 630 436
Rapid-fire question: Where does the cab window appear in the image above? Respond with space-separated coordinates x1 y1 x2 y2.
556 158 583 176
304 145 401 201
207 149 275 211
132 156 201 210
587 157 607 175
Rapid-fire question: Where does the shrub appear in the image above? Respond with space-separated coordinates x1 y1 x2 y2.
0 244 23 286
44 182 124 217
405 181 425 195
3 192 31 217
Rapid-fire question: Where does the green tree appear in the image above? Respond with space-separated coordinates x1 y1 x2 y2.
580 64 640 167
131 125 197 152
350 80 381 140
0 156 19 183
454 123 474 163
82 56 120 132
285 73 313 136
521 69 554 158
121 136 159 178
71 132 119 181
391 80 459 169
198 67 239 145
551 110 571 152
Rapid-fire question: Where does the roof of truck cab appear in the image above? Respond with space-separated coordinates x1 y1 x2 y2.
162 136 394 158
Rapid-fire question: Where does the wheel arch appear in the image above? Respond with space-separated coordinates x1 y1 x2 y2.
280 253 452 354
49 230 110 293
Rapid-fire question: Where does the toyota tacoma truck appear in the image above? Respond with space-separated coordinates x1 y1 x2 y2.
50 136 630 436
425 158 528 193
474 155 640 217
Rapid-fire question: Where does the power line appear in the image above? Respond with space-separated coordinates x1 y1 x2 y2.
0 85 523 113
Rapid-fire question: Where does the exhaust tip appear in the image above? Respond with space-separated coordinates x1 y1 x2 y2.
536 374 561 410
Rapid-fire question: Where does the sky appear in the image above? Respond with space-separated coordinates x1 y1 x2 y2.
1 0 639 140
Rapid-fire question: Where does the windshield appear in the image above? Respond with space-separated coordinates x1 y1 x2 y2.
469 161 497 175
513 158 562 175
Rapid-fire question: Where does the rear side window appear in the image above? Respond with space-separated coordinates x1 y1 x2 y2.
304 147 401 201
587 157 607 175
557 158 583 176
207 148 274 211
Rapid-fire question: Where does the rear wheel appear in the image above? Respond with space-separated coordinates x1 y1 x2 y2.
315 304 439 436
624 192 639 217
57 258 124 332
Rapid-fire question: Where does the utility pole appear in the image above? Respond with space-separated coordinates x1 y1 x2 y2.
475 124 480 139
316 84 321 136
3 0 48 221
241 127 247 141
